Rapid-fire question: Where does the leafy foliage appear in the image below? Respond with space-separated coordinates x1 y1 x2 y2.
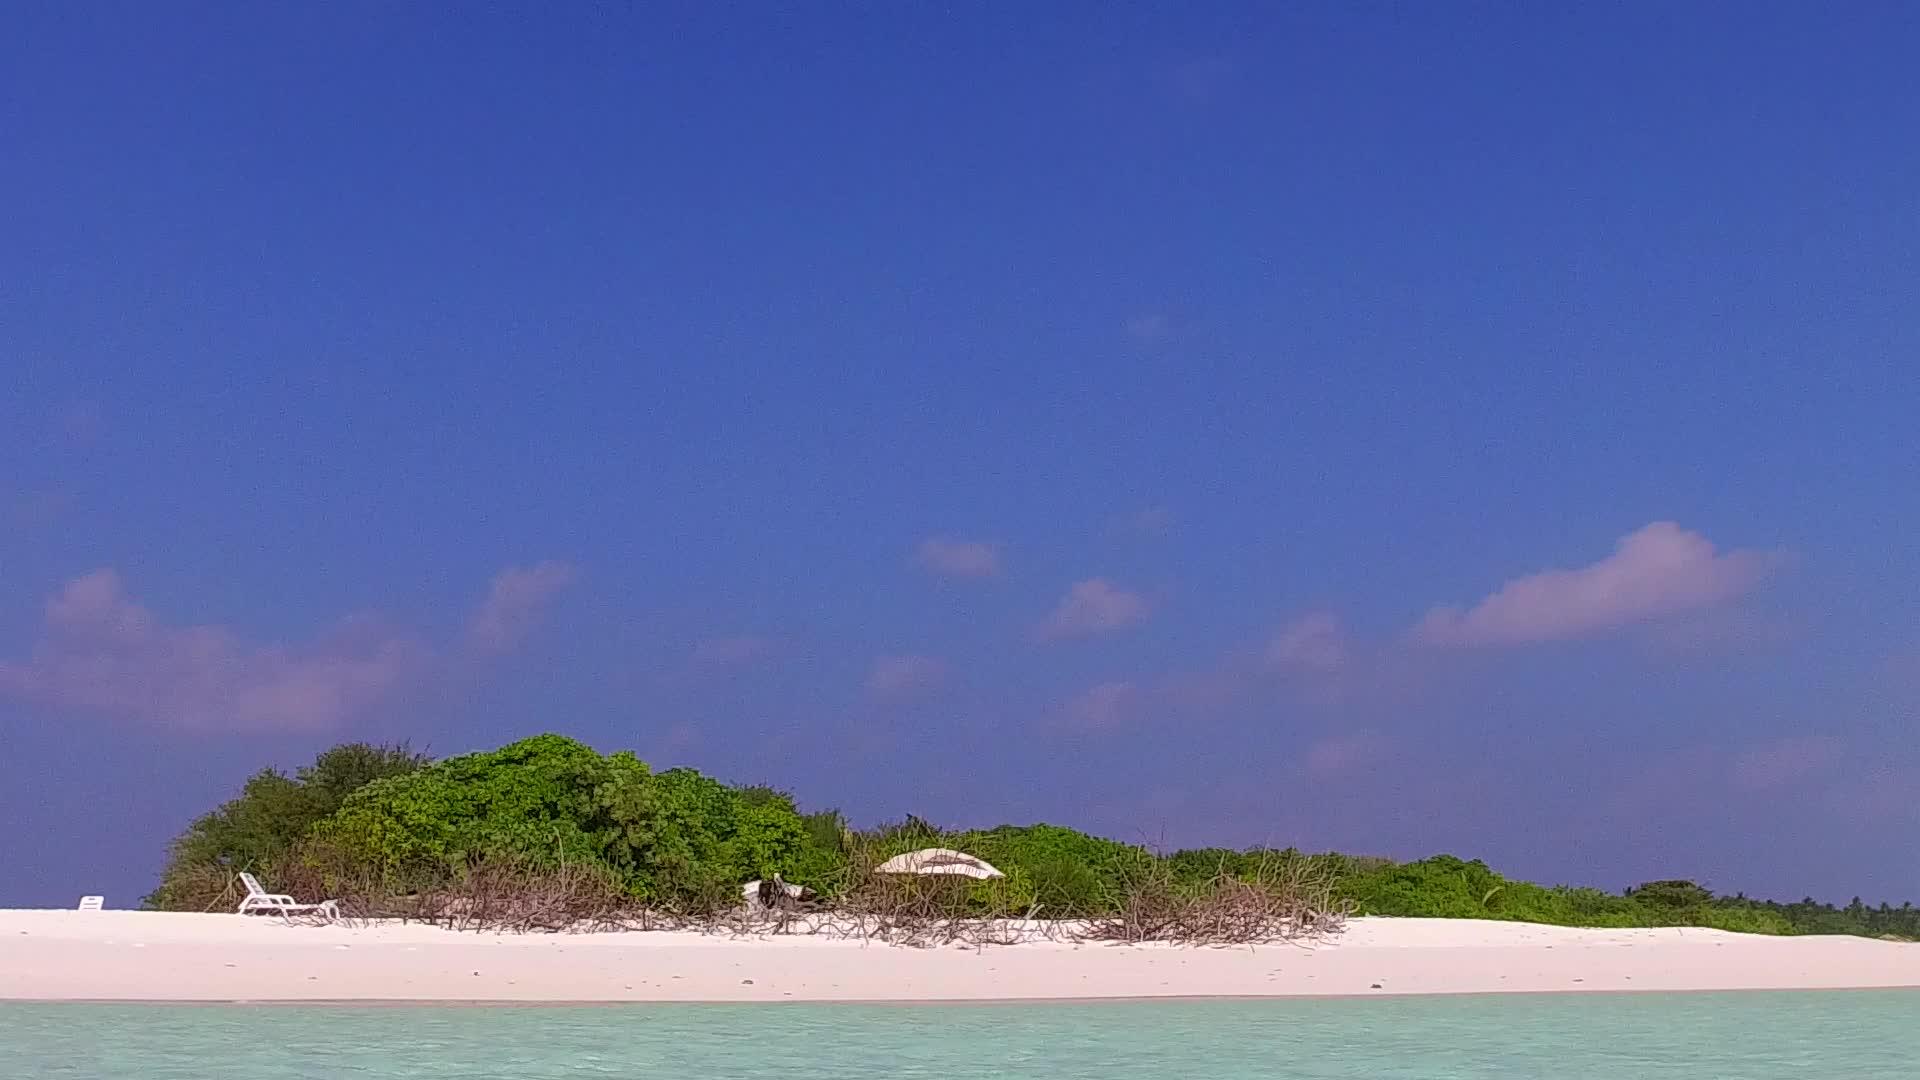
1627 879 1715 910
844 821 1158 916
147 734 1920 941
1163 847 1255 886
605 766 808 904
144 742 427 909
310 735 811 907
962 824 1157 916
1333 856 1802 933
315 734 622 880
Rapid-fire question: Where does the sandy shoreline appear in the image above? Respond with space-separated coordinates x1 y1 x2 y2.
3 910 1916 1004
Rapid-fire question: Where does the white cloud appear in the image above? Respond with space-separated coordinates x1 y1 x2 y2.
1267 613 1349 672
1037 579 1151 640
1063 681 1139 731
1125 313 1171 341
3 562 579 733
0 570 421 733
864 654 948 702
465 561 577 654
1415 522 1775 647
1305 731 1391 776
916 537 1002 579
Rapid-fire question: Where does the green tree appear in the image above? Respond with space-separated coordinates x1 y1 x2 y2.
311 734 814 905
144 742 426 909
315 734 636 882
1628 879 1715 910
958 824 1158 916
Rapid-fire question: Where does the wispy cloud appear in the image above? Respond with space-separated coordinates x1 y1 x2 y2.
915 537 1003 579
0 570 423 733
1062 681 1140 731
1039 611 1376 738
1037 579 1152 640
0 562 579 733
1267 613 1349 673
1304 731 1392 777
465 561 578 654
1415 523 1776 647
864 654 948 702
1124 313 1172 342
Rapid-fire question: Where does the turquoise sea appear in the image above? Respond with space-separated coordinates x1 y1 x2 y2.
3 992 1916 1078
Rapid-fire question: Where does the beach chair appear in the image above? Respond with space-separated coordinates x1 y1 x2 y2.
236 872 339 920
76 895 104 911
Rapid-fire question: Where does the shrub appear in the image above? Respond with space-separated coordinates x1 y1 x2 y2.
312 734 813 907
1164 847 1252 886
144 742 426 910
144 733 1920 941
959 824 1157 916
1339 855 1505 919
611 767 808 905
315 734 622 885
1691 905 1795 935
1628 879 1716 910
789 808 854 890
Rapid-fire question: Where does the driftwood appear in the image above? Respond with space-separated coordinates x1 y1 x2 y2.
272 847 1349 947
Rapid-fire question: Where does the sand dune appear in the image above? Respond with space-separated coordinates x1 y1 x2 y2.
2 910 1916 1003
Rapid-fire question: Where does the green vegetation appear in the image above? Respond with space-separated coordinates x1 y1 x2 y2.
144 742 427 909
147 734 1920 941
309 734 818 908
1329 857 1920 938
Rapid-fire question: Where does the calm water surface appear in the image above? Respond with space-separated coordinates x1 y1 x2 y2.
3 992 1915 1079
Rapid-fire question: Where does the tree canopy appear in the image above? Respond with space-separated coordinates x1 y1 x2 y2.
144 741 427 909
309 734 821 906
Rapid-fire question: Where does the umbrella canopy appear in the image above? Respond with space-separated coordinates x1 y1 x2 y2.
872 848 1004 879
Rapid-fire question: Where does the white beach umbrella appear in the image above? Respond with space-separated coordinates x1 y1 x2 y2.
873 848 1004 879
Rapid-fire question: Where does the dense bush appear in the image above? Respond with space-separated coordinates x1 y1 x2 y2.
612 766 810 903
144 742 426 909
312 735 811 906
1339 855 1511 919
1163 847 1253 886
315 734 622 879
960 824 1158 916
1628 879 1716 910
1338 856 1662 927
787 806 855 890
1331 857 1811 934
146 734 1920 941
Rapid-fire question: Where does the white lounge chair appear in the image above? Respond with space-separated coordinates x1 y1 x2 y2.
236 872 338 920
76 895 104 911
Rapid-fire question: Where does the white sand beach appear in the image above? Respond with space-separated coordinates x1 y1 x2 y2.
2 910 1915 1003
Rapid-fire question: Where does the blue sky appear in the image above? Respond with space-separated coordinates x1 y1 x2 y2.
4 3 1917 908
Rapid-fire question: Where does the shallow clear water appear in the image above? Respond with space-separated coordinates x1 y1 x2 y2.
3 992 1916 1079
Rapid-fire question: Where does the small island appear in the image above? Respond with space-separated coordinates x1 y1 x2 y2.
3 734 1916 1003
